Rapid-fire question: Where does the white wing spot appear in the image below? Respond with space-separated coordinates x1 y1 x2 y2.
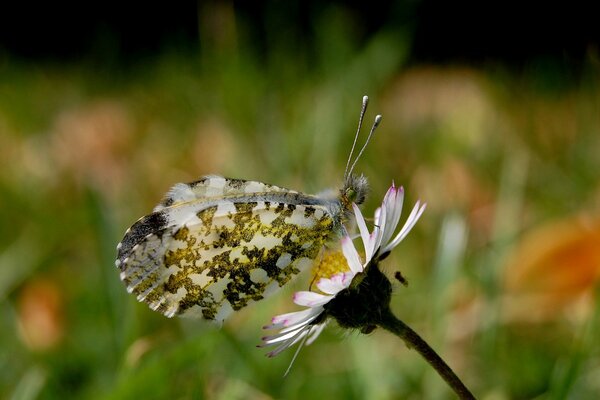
206 276 231 302
205 177 227 196
301 241 313 249
245 181 265 193
214 302 234 323
189 270 213 287
276 253 292 269
294 257 314 272
257 205 279 225
216 201 236 215
229 247 249 264
250 269 268 283
168 183 195 201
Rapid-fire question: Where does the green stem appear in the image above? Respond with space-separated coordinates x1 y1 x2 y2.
377 308 476 400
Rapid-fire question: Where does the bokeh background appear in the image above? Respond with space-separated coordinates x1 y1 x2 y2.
1 1 599 399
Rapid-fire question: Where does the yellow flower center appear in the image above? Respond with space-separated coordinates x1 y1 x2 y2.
310 250 351 289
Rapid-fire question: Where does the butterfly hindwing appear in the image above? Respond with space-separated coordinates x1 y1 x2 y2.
117 177 339 322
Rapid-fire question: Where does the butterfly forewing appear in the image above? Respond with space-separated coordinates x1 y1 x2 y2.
116 176 340 322
154 175 297 211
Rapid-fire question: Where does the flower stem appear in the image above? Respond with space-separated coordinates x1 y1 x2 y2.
377 308 476 400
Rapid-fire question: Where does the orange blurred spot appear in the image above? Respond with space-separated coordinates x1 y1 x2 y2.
124 337 154 368
51 101 133 196
17 279 65 351
383 66 494 148
503 215 600 322
192 118 236 173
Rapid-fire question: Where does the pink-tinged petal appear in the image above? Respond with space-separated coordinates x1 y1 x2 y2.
384 201 426 253
266 307 318 329
293 291 333 307
366 227 381 264
331 272 354 289
381 185 404 249
341 236 363 274
352 203 372 260
335 271 354 287
384 186 401 230
306 322 327 345
267 329 309 357
274 309 322 334
382 183 397 207
315 278 339 295
317 273 348 294
266 331 306 358
372 204 387 251
262 325 305 345
268 308 309 326
382 185 400 226
263 311 318 342
395 201 425 239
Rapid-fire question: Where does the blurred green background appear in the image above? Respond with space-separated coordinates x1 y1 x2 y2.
1 2 600 399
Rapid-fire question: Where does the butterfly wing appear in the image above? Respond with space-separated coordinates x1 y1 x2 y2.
153 175 296 211
117 177 339 322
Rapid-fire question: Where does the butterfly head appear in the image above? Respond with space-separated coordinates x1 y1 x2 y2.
341 173 369 209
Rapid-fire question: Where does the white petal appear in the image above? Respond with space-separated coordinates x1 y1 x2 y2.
316 272 350 294
262 325 306 345
373 207 382 226
267 328 310 357
341 236 363 275
276 309 322 334
306 322 327 345
382 183 396 209
383 201 426 254
293 291 333 307
352 203 372 260
381 186 404 249
267 307 319 329
372 204 386 252
334 271 354 288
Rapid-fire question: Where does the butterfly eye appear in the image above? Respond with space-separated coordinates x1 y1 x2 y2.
346 188 358 202
342 174 368 207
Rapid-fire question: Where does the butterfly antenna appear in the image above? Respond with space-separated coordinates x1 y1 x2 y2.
347 114 382 178
344 95 369 181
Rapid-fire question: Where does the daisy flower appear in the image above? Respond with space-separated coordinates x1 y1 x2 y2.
259 185 475 399
260 183 426 360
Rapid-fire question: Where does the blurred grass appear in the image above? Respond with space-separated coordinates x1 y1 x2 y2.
1 9 600 400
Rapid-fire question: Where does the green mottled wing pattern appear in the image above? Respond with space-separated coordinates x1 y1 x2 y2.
116 176 341 322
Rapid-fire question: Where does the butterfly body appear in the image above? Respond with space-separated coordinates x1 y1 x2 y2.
116 175 363 321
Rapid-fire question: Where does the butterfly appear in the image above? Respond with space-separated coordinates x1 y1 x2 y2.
115 96 382 322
